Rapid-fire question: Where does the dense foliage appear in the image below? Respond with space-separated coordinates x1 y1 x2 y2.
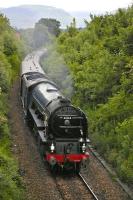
57 7 133 183
0 14 24 199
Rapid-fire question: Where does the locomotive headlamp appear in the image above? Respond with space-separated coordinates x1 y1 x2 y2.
82 143 86 152
50 143 55 152
79 138 83 142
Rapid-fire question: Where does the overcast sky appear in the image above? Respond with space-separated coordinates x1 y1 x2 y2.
0 0 132 12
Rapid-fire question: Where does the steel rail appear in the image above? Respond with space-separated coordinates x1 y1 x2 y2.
79 173 99 200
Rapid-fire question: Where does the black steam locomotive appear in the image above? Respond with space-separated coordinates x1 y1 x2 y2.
20 49 89 172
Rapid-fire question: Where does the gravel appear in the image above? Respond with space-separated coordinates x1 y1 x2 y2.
81 149 129 200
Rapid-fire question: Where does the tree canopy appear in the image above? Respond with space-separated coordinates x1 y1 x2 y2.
36 18 61 36
0 14 24 199
57 6 133 184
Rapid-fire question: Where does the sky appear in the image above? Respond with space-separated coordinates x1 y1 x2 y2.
0 0 132 12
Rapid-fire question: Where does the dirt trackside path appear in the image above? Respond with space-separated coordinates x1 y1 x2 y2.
9 79 62 200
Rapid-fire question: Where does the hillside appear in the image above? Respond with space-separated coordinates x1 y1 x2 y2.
0 14 24 199
0 5 73 29
57 6 133 184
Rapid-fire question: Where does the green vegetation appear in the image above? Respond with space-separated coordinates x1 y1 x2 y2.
0 17 63 199
0 14 24 199
36 18 61 36
57 7 133 183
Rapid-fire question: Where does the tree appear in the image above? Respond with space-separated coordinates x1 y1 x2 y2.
36 18 61 36
57 5 133 183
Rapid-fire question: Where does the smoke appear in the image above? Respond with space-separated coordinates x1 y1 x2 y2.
33 24 54 49
19 26 53 53
41 44 73 99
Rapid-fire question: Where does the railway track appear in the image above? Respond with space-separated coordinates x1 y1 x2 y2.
88 145 133 200
79 173 99 200
50 171 99 200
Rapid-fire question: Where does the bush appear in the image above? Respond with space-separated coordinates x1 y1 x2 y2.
57 5 133 184
0 14 25 199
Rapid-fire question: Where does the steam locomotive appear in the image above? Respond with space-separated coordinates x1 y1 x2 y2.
20 49 89 172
